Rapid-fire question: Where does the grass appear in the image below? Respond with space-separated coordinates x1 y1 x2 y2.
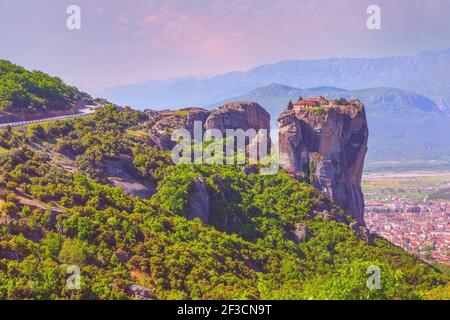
364 159 450 173
362 171 450 201
126 129 147 138
175 110 189 117
304 107 328 115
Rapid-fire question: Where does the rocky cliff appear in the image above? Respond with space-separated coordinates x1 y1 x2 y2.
146 102 270 225
147 107 210 150
278 97 369 224
147 99 368 225
147 101 270 150
204 101 270 133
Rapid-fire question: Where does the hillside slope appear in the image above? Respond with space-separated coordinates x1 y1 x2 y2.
0 106 448 300
0 59 93 123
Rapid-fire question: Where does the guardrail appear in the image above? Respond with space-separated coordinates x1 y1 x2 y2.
0 106 99 129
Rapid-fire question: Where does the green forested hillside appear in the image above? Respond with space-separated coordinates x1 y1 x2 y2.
0 59 89 113
0 107 448 300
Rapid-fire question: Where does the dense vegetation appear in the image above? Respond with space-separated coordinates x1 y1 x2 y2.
0 106 448 300
0 59 89 113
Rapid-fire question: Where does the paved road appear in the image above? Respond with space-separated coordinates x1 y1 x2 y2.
0 106 101 129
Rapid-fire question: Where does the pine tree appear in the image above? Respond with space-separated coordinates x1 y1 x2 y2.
287 100 294 110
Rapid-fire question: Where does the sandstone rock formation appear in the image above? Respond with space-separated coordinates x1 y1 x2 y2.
147 107 210 150
204 101 270 134
147 102 270 151
278 97 369 224
147 99 368 226
146 102 271 225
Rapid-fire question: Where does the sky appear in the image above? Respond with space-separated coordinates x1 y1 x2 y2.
1 0 450 93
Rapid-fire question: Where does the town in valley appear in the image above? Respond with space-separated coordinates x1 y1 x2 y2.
363 170 450 265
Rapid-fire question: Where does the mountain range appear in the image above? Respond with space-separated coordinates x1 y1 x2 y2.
1 59 449 300
100 48 450 110
211 83 450 163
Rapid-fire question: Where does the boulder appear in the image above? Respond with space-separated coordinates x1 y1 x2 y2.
126 285 155 300
292 224 311 243
115 248 130 264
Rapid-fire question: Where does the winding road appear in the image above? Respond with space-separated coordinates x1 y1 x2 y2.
0 105 101 129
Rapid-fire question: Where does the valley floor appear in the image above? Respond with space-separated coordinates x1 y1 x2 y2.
363 171 450 265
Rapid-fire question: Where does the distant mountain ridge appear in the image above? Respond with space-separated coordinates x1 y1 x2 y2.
100 48 450 109
245 84 348 98
210 83 450 163
214 83 442 114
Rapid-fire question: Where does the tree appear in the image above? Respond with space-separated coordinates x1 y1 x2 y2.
59 238 89 266
1 201 19 216
287 100 294 110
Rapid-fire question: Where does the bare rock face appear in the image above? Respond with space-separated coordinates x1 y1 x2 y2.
350 222 374 244
105 157 156 198
278 98 369 224
205 102 271 161
292 224 311 243
115 248 130 264
126 285 155 300
186 178 210 223
205 101 270 134
147 102 270 151
147 108 210 150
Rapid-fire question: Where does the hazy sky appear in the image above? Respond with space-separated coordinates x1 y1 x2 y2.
1 0 450 93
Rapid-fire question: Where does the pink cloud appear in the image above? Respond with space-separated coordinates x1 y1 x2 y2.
3 0 450 91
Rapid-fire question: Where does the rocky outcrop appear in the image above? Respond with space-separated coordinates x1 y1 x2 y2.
205 102 271 161
147 99 368 226
292 224 311 243
147 107 210 150
105 157 156 199
185 178 210 223
278 97 369 224
126 285 155 300
350 222 373 244
204 101 270 134
147 102 270 151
